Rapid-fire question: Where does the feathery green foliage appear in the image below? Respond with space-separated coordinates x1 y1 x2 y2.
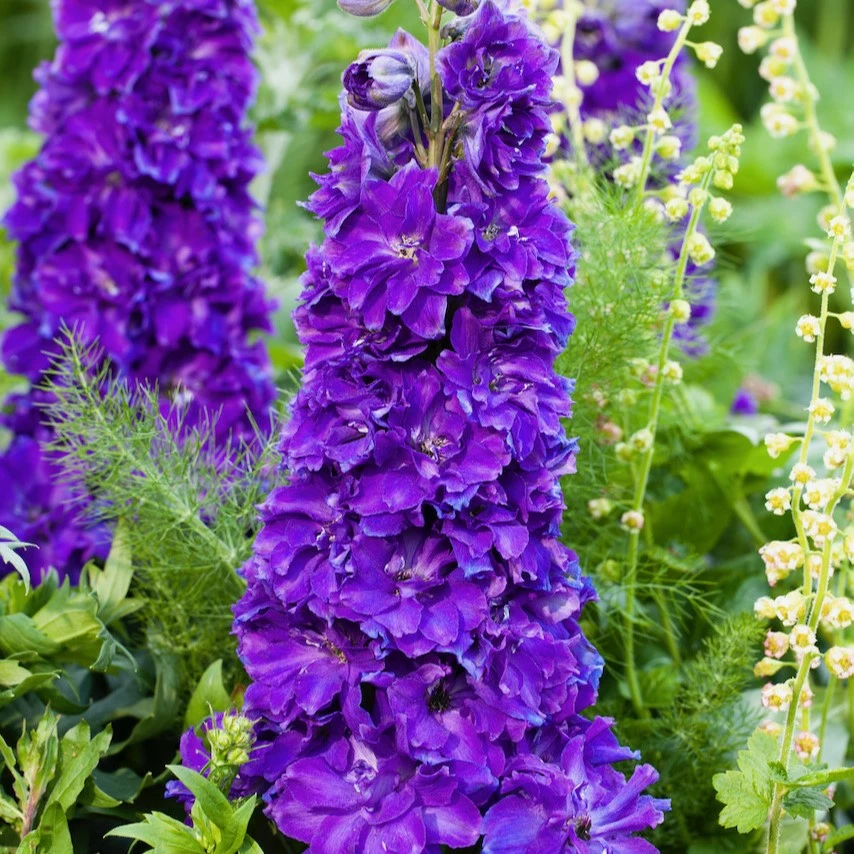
41 334 284 695
555 171 771 851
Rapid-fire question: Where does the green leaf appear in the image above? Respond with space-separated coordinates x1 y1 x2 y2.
92 767 151 803
787 765 854 789
0 659 34 687
31 802 72 854
0 614 59 659
713 730 778 833
184 659 232 729
88 521 136 626
167 765 233 831
45 722 112 813
827 824 854 847
110 650 181 752
220 797 257 854
781 786 833 819
107 813 206 853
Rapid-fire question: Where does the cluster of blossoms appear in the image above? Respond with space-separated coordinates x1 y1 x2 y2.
232 1 667 850
733 0 854 416
168 710 257 808
0 0 276 582
528 0 717 353
753 172 854 845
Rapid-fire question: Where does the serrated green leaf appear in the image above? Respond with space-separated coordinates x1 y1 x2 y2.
713 730 778 833
45 722 111 813
184 659 232 729
781 786 833 819
788 764 854 789
713 768 770 833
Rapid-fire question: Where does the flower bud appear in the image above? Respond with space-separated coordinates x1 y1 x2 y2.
344 49 416 111
656 135 682 160
437 0 479 14
338 0 396 15
695 41 723 68
657 9 683 31
708 197 733 223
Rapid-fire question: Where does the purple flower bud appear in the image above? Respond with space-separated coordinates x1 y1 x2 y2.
437 0 479 14
337 0 396 16
343 49 416 111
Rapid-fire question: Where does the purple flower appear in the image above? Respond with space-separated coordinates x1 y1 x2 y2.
1 0 276 581
437 0 480 14
325 163 473 339
344 49 417 111
233 2 666 849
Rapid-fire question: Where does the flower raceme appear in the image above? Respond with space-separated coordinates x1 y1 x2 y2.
232 2 667 852
0 0 276 581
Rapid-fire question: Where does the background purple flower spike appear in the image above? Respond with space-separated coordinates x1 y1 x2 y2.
233 2 668 851
0 0 276 583
545 0 715 352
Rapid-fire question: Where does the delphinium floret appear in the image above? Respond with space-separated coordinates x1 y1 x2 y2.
0 0 276 582
231 1 668 851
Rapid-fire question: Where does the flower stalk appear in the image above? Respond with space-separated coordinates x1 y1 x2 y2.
764 178 854 854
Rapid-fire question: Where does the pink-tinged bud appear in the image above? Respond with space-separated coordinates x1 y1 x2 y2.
338 0 396 17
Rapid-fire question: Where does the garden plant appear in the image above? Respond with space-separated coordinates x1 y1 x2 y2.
0 0 853 852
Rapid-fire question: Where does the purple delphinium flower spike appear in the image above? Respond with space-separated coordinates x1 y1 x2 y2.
0 0 276 583
233 2 668 851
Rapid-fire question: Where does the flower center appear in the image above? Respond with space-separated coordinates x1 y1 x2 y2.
427 684 452 713
394 234 422 260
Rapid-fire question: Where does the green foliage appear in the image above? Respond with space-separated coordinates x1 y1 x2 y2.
41 333 284 694
556 169 772 852
713 729 778 834
109 766 261 854
0 558 135 713
0 709 114 852
184 661 233 731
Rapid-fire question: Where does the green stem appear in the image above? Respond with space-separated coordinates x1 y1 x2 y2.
559 4 589 174
768 452 854 853
622 168 714 716
632 17 694 207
